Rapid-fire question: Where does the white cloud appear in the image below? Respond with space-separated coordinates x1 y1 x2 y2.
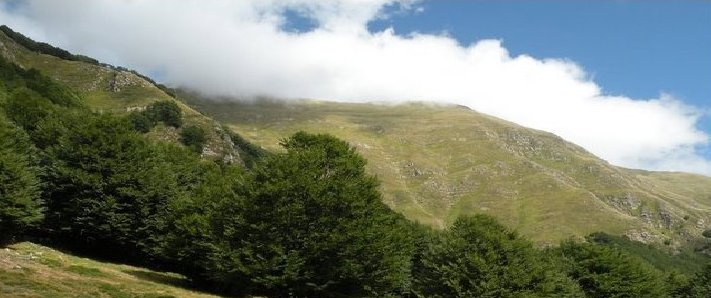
1 0 710 175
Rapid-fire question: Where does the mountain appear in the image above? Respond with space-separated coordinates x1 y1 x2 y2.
0 26 242 164
1 24 709 247
181 95 711 245
1 24 710 297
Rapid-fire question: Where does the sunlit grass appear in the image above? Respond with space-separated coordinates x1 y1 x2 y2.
0 242 219 298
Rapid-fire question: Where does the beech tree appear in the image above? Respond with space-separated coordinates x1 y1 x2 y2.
208 132 415 297
412 214 583 297
0 116 42 245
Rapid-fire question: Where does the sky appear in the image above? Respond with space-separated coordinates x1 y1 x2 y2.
0 0 710 175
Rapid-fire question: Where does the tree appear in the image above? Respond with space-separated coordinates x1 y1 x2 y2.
557 240 667 298
156 160 245 282
412 215 583 297
179 125 206 153
40 112 182 261
0 117 42 245
127 111 155 133
145 101 182 128
208 132 414 297
4 88 53 131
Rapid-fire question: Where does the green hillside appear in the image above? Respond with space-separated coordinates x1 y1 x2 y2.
182 96 711 244
1 25 711 297
0 27 241 164
0 242 218 298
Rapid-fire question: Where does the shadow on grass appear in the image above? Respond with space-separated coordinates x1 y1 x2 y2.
122 269 192 290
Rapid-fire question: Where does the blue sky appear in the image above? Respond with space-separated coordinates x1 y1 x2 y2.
1 0 710 174
369 1 711 153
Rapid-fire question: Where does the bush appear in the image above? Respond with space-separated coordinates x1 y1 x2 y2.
145 101 182 128
127 111 155 133
179 125 206 153
703 229 711 239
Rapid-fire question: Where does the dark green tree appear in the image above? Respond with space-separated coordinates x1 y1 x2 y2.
702 229 711 239
412 215 583 297
685 264 711 298
208 132 414 297
557 240 667 298
145 101 182 128
127 111 155 133
4 88 53 131
40 112 182 260
180 125 207 153
156 161 245 282
0 117 42 245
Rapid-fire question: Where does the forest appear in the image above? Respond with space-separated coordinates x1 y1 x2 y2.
1 53 711 297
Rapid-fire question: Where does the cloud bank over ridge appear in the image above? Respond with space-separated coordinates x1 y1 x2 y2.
1 0 709 175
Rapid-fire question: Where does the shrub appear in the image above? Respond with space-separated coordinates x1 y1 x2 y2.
145 101 182 128
179 125 206 153
127 111 155 133
702 229 711 239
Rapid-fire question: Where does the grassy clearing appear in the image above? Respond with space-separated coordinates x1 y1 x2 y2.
0 242 219 298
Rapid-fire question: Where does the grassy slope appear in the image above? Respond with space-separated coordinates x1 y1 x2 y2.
0 31 239 163
183 97 711 244
0 242 218 298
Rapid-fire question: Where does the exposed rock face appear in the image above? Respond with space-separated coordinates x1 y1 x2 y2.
626 230 657 244
658 210 675 229
109 71 151 92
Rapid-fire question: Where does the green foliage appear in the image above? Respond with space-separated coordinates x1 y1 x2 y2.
3 88 53 131
702 229 711 239
0 55 81 107
586 232 710 275
156 162 245 283
687 264 711 297
227 128 268 168
412 214 583 297
126 111 155 133
179 125 206 153
0 116 42 245
39 112 187 260
207 132 415 297
556 240 668 298
2 44 709 297
144 101 182 128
